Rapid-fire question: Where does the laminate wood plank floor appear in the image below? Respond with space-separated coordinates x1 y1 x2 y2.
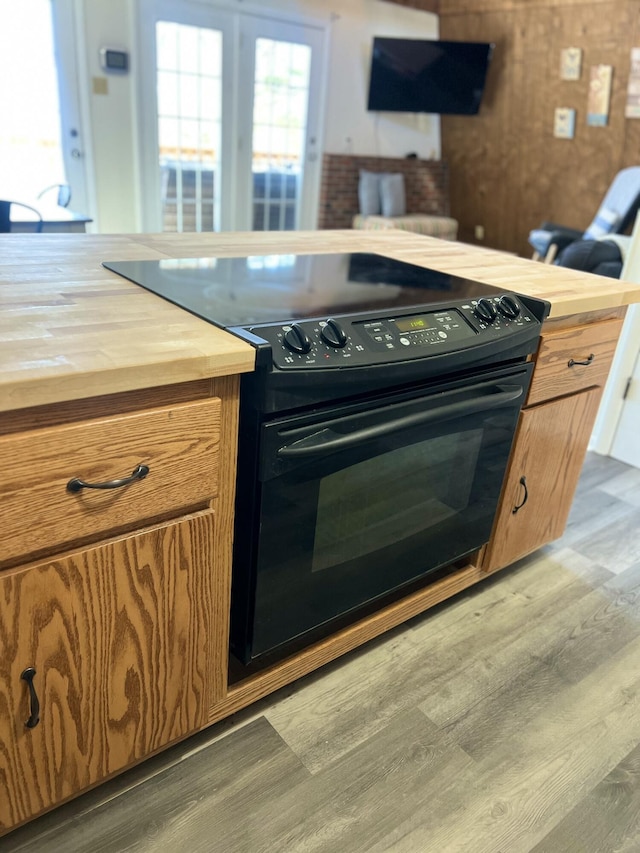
5 452 640 853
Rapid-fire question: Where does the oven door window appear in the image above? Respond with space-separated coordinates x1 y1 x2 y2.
312 429 482 573
242 369 530 661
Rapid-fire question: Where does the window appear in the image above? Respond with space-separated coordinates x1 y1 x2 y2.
251 38 311 231
156 21 223 232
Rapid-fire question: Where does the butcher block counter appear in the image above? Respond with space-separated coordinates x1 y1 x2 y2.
1 229 640 837
2 229 640 412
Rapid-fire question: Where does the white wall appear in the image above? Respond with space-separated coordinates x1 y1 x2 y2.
323 1 440 158
77 0 439 232
79 0 139 232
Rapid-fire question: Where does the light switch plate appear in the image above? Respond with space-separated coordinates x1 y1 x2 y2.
92 76 109 96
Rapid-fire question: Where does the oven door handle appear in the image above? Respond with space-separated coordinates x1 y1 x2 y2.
277 384 523 458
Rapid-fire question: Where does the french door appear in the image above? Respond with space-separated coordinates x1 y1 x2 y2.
152 6 232 233
138 0 325 233
50 0 90 214
236 16 323 232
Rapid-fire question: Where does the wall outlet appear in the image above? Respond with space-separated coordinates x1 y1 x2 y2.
475 225 485 240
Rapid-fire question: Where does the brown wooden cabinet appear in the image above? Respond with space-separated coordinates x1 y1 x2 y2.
0 513 214 830
480 388 601 571
0 308 630 837
0 377 240 834
480 314 624 573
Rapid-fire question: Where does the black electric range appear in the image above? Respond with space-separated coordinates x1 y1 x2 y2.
104 252 549 414
104 251 550 666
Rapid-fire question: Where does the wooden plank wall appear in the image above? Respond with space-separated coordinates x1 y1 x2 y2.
386 0 439 12
439 0 640 257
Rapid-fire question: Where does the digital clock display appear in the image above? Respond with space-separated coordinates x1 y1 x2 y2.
359 308 476 349
394 316 430 332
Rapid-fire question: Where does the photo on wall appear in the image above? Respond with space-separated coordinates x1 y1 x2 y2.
560 47 582 80
587 64 613 126
554 107 576 138
625 47 640 118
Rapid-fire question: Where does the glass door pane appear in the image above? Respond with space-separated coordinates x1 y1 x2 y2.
251 38 311 231
237 16 324 232
156 21 222 232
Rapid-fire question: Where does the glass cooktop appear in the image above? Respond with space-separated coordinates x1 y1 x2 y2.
103 252 503 329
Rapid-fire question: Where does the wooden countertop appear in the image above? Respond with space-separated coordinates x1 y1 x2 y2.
2 230 640 413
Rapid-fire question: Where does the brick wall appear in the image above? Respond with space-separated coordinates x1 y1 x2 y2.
317 154 449 229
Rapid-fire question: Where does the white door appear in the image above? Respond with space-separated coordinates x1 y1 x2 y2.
0 0 90 214
137 0 325 233
609 306 640 468
235 16 324 231
591 216 640 468
138 0 235 233
609 341 640 466
50 0 91 215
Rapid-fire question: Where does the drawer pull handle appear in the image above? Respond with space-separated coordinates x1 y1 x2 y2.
568 353 594 368
512 476 528 514
21 667 40 729
67 463 150 493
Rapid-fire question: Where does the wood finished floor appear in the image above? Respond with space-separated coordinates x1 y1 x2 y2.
6 452 640 853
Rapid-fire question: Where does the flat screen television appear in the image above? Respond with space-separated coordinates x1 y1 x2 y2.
367 37 495 115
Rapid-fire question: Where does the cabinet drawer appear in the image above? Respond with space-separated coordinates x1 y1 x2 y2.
527 318 622 406
1 398 220 565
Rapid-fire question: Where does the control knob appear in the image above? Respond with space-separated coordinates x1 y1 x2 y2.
474 298 497 323
496 295 521 319
320 318 348 348
283 323 312 354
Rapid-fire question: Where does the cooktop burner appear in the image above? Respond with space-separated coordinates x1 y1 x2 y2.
103 252 503 329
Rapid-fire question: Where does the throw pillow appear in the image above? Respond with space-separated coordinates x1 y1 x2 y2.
358 170 382 216
583 206 620 240
380 173 406 217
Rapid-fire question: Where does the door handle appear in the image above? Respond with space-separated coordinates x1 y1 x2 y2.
67 463 149 493
278 385 523 458
568 353 594 367
512 476 528 514
21 667 40 729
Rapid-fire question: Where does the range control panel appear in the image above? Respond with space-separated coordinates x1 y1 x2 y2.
246 293 539 370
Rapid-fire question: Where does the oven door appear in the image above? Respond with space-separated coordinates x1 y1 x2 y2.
231 363 533 664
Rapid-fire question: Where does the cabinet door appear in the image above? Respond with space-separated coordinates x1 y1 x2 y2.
0 511 214 831
481 388 601 573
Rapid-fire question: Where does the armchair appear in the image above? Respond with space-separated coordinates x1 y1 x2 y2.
529 166 640 263
556 237 624 278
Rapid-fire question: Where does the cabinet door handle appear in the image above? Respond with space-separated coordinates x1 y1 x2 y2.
512 476 528 514
21 667 40 729
67 463 149 493
568 353 594 367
